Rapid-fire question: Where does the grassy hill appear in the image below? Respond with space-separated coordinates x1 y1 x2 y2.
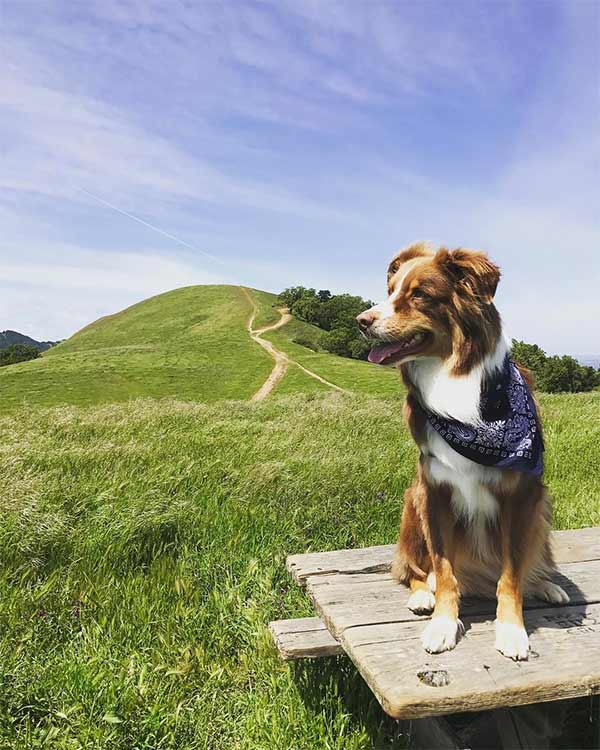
0 285 273 411
0 285 400 412
249 287 401 397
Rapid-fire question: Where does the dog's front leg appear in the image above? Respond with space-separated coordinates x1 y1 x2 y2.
418 479 463 653
495 491 543 660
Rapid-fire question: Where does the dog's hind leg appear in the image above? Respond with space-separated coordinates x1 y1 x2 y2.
526 537 570 605
528 578 570 604
392 484 435 613
406 545 435 614
391 483 427 583
407 570 436 613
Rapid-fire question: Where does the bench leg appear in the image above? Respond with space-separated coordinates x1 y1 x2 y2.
401 716 463 749
404 702 570 750
493 702 566 749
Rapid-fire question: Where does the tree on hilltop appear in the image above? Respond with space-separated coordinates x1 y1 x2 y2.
278 287 373 360
0 344 40 367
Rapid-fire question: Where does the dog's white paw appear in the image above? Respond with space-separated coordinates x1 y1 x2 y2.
534 580 570 605
495 621 529 660
421 616 462 653
407 589 435 614
427 572 437 593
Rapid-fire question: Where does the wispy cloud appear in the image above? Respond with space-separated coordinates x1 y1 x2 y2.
1 60 350 222
0 246 221 292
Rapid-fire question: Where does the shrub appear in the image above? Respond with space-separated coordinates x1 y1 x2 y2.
0 343 40 367
322 327 353 357
512 340 599 393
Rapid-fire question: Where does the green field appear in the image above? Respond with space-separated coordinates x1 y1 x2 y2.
0 391 598 749
1 286 598 748
264 318 401 397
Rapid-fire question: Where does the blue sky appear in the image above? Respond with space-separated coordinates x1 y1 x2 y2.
1 1 598 353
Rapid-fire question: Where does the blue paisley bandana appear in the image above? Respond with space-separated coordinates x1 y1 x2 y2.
422 356 544 475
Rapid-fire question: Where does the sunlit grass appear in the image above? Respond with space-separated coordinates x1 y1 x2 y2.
0 391 598 748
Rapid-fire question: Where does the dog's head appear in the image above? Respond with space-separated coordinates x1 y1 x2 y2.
357 242 501 373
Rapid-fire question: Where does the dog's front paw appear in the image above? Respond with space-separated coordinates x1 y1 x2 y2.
534 580 570 605
407 589 435 614
421 616 462 653
495 621 529 660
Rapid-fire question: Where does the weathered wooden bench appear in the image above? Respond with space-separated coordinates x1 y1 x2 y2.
271 527 600 748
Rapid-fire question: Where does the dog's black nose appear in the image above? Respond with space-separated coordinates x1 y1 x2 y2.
356 311 377 331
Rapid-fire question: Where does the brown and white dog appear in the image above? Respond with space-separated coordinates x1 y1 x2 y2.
357 242 568 660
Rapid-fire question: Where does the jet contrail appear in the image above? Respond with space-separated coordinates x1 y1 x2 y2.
75 187 227 268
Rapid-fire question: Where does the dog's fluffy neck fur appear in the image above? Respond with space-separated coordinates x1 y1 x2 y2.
404 333 509 425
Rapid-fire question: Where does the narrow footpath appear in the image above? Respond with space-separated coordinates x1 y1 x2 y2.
241 288 345 401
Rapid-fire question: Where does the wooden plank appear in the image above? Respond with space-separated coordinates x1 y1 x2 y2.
287 544 393 585
270 557 600 656
269 617 342 659
286 527 600 586
341 602 600 719
552 527 600 563
281 528 600 719
307 559 600 639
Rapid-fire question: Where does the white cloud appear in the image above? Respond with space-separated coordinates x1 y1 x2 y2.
0 246 224 341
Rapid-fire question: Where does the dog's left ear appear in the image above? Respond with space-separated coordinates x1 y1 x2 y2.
436 248 500 302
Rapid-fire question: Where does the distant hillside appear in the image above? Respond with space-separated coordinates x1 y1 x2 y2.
0 330 56 351
0 285 400 413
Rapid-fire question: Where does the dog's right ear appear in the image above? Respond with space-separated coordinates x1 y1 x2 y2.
435 247 500 303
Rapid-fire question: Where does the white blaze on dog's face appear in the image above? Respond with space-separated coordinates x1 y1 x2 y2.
357 242 501 373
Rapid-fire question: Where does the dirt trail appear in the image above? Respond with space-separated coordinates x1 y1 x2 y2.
241 288 345 401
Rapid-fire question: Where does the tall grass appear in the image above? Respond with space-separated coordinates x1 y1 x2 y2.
0 391 598 748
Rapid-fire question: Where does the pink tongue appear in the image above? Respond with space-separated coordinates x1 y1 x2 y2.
368 343 406 364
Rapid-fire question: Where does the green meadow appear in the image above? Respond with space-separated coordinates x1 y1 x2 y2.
0 287 274 413
0 286 598 748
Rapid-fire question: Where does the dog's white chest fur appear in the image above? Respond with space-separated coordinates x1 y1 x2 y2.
425 427 500 556
408 342 509 555
427 425 499 510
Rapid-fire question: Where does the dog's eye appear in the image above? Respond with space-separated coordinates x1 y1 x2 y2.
412 289 427 299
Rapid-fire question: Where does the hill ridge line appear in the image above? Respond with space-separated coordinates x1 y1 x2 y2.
241 288 345 400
